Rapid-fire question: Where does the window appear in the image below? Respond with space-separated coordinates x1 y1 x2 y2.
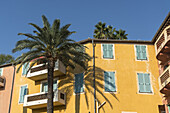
75 73 84 94
41 80 57 92
137 73 152 93
22 63 29 76
19 85 28 103
135 45 147 60
0 68 3 76
104 71 116 92
102 44 114 59
55 60 59 69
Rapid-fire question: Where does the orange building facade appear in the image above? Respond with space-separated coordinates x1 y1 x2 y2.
0 64 15 113
153 12 170 113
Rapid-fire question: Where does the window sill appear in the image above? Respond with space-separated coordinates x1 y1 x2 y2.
137 92 154 95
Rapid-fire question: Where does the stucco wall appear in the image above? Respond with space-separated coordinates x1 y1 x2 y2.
10 42 163 113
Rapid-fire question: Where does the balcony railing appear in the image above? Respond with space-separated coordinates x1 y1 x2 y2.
0 76 5 88
27 60 66 81
156 27 170 63
159 65 170 94
24 90 65 109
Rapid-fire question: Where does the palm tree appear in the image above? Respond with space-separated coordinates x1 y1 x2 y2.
0 54 14 65
93 22 128 40
115 29 128 40
94 22 117 39
106 26 116 39
93 22 108 39
12 15 91 113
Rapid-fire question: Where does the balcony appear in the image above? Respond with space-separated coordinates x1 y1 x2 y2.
24 90 66 109
156 27 170 64
0 76 5 88
27 60 66 81
159 65 170 96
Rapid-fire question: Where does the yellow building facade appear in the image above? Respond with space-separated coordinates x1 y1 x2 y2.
10 39 163 113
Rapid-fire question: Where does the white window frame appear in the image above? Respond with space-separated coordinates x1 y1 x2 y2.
134 45 149 61
103 70 118 94
0 68 3 76
101 43 115 60
40 78 58 93
74 72 85 95
136 72 154 95
18 84 28 104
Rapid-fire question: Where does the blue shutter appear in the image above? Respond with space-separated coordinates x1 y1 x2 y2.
55 60 59 69
22 64 26 75
136 45 141 60
141 46 147 60
19 86 24 103
136 45 147 60
19 85 27 103
80 73 84 93
53 80 58 91
0 68 2 76
42 80 58 92
108 44 113 58
138 73 145 92
103 44 107 58
144 73 151 93
22 63 29 75
42 82 48 92
104 71 116 92
109 72 116 92
103 44 113 59
104 71 110 92
75 73 84 94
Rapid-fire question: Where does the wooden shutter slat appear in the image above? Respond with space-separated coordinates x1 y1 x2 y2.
103 44 107 58
138 73 145 92
19 85 27 103
136 45 141 60
141 46 147 60
75 73 84 93
144 73 151 93
109 72 116 92
104 71 116 92
104 71 110 92
103 44 113 59
53 80 58 91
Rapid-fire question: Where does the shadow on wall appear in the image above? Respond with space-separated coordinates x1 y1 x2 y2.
29 66 119 113
23 107 27 113
57 66 119 113
32 106 66 113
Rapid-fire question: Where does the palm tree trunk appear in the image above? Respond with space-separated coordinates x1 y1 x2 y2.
47 58 54 113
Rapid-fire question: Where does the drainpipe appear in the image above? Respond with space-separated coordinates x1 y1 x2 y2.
8 64 16 113
92 39 96 113
96 100 106 113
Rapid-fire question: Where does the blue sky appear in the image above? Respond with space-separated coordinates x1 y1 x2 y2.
0 0 169 57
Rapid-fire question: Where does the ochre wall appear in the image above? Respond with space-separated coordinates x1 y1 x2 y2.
10 42 163 113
